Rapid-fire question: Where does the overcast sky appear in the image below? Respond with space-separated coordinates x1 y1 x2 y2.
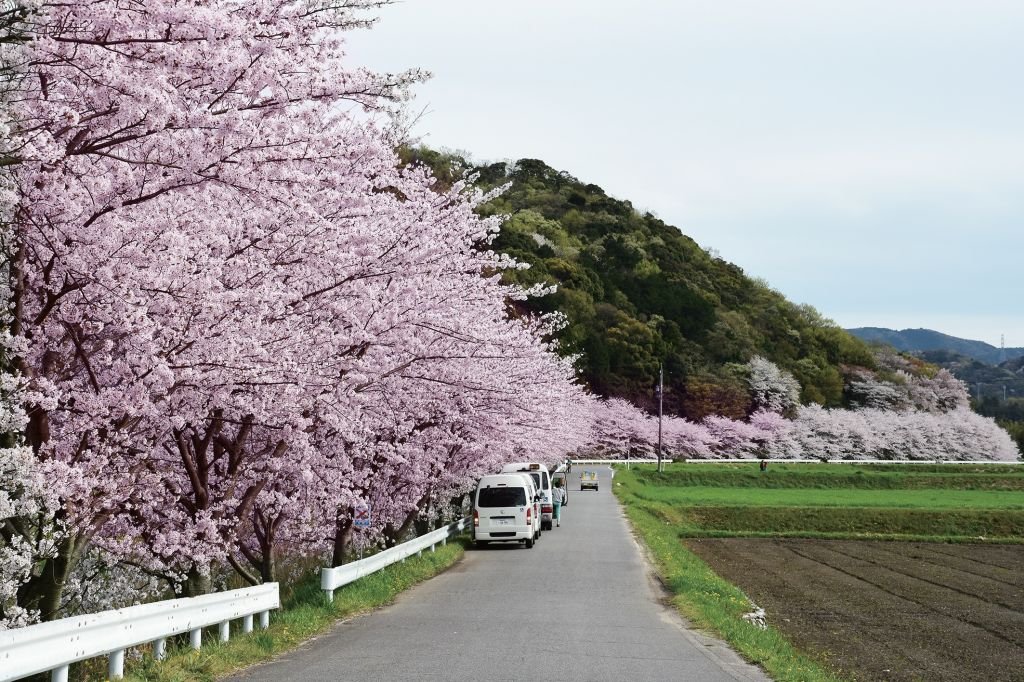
348 0 1023 347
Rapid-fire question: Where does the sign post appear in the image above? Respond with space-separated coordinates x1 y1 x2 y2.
353 502 371 560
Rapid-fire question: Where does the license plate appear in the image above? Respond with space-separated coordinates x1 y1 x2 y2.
492 517 514 526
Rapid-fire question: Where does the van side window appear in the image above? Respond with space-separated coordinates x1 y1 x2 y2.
542 472 549 489
478 487 527 507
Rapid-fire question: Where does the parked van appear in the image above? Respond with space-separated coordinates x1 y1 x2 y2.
473 474 539 548
510 472 542 540
501 462 554 530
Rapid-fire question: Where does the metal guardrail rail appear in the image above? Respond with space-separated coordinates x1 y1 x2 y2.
0 583 279 682
321 516 471 602
570 459 667 465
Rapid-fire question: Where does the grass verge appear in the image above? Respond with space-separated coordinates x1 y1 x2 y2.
632 463 1024 491
616 465 851 681
616 495 845 682
106 539 466 682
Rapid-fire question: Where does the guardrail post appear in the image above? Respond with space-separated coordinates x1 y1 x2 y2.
243 613 254 632
108 649 125 679
260 610 270 629
430 542 436 553
154 637 167 660
323 588 333 604
190 627 202 650
51 665 69 682
219 620 230 642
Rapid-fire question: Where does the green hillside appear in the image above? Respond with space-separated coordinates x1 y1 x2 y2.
407 150 876 419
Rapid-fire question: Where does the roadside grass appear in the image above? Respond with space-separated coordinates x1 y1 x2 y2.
633 463 1024 491
630 485 1024 509
618 496 844 682
613 462 1024 682
90 540 468 682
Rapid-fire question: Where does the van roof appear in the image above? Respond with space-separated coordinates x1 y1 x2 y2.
501 462 548 473
478 473 532 488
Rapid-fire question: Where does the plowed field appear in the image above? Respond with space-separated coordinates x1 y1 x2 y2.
686 539 1024 682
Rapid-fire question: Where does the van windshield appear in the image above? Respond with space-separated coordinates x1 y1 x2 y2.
478 487 526 507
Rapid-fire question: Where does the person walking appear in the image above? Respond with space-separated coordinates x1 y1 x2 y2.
552 479 566 527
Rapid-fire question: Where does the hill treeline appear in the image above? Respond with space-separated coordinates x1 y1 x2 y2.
406 150 876 420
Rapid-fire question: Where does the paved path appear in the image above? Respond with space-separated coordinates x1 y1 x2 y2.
231 467 770 681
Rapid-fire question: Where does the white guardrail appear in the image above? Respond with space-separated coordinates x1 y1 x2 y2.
571 459 667 465
321 516 471 602
0 583 279 682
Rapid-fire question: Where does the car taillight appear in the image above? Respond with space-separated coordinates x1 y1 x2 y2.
526 506 531 523
542 505 552 513
473 509 479 527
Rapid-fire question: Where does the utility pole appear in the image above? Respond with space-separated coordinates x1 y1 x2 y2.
656 363 664 473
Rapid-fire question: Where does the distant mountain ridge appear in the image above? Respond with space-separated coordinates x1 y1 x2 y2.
847 327 1024 366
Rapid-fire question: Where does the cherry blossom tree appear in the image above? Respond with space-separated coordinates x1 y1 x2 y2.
1 0 595 616
746 355 800 414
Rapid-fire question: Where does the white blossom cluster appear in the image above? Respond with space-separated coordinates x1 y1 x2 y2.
745 355 801 414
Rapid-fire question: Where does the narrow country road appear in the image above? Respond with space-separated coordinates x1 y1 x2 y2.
231 467 770 682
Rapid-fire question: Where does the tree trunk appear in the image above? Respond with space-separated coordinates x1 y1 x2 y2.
16 533 85 621
259 552 276 583
181 566 213 597
449 493 466 517
331 518 353 567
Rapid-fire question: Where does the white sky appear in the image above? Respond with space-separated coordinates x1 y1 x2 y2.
347 0 1024 348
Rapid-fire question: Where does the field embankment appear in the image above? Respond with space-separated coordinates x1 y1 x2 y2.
615 463 1024 682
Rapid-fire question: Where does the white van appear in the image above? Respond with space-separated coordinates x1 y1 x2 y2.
501 462 554 530
510 472 542 540
473 474 539 548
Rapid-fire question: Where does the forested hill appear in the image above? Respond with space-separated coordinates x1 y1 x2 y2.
406 150 876 419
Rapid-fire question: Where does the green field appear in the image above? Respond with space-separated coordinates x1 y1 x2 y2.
623 463 1024 542
614 462 1024 682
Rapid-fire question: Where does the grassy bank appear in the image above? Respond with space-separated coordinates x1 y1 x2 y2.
616 481 844 682
631 485 1024 509
636 462 1024 490
88 540 467 682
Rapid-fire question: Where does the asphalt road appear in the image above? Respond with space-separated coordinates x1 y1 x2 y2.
231 467 770 682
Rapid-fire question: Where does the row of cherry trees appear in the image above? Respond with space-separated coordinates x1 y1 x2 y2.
0 0 595 626
590 358 1019 462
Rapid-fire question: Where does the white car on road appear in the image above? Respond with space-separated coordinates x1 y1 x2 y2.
473 474 540 548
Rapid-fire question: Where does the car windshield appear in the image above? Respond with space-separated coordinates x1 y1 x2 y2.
478 487 526 507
